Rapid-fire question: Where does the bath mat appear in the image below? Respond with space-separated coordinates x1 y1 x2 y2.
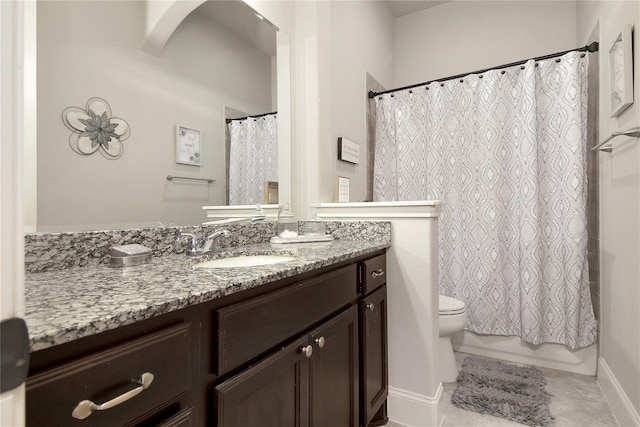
451 356 554 427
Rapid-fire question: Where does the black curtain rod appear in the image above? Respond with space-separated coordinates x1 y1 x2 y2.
226 111 277 124
368 42 599 99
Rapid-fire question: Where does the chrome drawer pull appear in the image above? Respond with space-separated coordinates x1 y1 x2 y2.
315 336 325 348
366 303 375 312
71 372 154 420
371 269 385 279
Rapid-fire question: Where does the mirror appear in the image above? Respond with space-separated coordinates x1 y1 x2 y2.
28 0 288 232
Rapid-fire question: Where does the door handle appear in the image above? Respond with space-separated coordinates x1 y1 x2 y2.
371 269 385 279
71 372 154 420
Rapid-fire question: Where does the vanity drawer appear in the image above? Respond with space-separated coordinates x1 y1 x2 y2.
361 254 387 295
216 264 357 375
26 322 192 427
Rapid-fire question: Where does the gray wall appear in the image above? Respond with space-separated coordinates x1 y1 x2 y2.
394 1 577 86
37 1 273 230
327 1 578 205
578 1 640 424
328 1 395 203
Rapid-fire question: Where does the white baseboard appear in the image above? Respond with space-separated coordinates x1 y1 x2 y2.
452 331 597 375
387 384 443 427
598 357 640 427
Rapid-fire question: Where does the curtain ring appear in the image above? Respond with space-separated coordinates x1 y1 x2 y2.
501 70 506 75
520 65 525 70
556 58 561 63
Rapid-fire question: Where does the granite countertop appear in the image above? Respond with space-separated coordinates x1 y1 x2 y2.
25 238 390 352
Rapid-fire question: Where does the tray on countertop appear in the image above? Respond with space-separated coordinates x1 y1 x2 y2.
270 235 335 244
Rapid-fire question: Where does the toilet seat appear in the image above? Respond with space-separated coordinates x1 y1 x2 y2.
439 295 465 316
438 294 467 383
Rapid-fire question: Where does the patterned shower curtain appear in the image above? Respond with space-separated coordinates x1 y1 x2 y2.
228 114 278 205
374 51 596 349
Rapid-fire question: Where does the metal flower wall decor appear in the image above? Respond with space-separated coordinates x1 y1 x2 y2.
62 97 131 159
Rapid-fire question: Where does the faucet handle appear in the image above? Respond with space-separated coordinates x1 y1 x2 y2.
179 232 197 252
202 229 231 254
206 229 231 240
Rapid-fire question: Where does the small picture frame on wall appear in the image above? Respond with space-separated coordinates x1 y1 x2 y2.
176 125 202 166
338 137 360 164
609 24 634 118
334 176 350 203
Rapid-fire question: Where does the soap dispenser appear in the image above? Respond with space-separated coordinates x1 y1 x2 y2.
251 203 266 222
277 203 298 238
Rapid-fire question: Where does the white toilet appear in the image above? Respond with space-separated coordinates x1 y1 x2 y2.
438 295 467 383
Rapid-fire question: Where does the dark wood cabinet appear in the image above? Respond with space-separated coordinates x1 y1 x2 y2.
358 254 389 427
360 255 387 295
360 285 388 426
215 306 359 427
215 265 357 376
309 306 359 427
26 251 388 427
27 322 194 427
214 335 310 427
156 408 195 427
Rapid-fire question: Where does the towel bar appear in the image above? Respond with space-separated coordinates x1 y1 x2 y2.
592 127 640 152
166 175 215 184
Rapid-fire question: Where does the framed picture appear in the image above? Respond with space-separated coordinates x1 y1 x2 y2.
609 24 634 118
334 176 350 202
338 137 360 164
176 125 201 166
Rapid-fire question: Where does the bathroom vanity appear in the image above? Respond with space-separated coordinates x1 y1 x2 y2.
24 226 390 427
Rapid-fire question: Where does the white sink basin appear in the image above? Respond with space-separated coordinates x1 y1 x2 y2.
193 255 296 269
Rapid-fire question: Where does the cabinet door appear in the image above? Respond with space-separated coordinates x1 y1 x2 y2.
309 306 359 427
215 336 310 427
360 285 388 426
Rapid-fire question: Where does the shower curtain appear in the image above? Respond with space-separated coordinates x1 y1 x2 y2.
374 51 596 349
228 114 278 205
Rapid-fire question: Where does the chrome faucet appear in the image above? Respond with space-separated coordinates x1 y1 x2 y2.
180 229 230 256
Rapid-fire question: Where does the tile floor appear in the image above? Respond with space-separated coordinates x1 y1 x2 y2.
385 352 618 427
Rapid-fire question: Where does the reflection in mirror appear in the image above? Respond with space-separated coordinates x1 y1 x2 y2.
226 111 278 205
30 0 283 232
199 0 280 206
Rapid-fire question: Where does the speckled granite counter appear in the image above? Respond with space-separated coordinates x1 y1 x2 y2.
25 237 390 352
